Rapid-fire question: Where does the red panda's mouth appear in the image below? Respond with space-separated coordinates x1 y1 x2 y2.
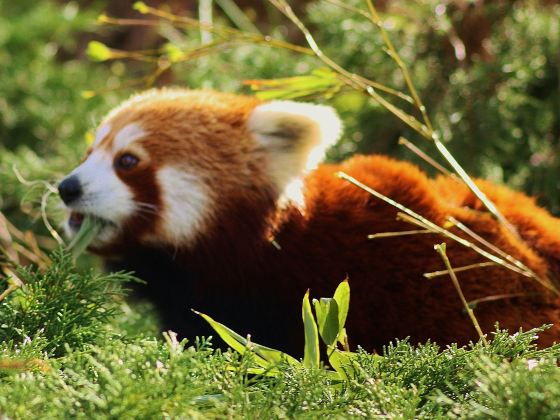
69 211 85 230
68 211 117 232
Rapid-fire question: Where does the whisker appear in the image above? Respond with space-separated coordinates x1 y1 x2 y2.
134 202 159 215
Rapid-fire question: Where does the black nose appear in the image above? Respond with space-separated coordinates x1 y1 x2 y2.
58 176 83 205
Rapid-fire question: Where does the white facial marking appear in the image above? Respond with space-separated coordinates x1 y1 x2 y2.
65 150 136 242
113 123 146 153
93 124 111 148
157 166 211 246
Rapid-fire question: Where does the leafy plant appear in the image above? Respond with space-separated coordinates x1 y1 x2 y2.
0 249 132 357
197 280 366 381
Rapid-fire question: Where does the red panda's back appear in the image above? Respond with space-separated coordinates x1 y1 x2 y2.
270 154 560 350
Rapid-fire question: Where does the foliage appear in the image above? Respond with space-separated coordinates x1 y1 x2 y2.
1 257 560 418
1 0 560 418
307 0 560 212
195 280 352 378
0 249 131 357
0 0 122 233
91 0 559 213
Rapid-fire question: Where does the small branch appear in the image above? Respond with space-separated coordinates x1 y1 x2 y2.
0 268 24 303
397 211 538 281
337 171 558 296
216 0 261 34
368 229 433 239
0 283 18 303
398 137 456 178
468 292 534 308
447 216 537 278
365 0 433 132
125 5 314 55
324 0 370 19
434 243 487 344
269 0 428 134
433 139 520 239
424 261 497 279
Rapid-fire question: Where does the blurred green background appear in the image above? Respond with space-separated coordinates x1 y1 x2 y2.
0 0 558 246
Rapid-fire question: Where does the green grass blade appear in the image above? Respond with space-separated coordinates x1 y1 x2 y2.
194 310 300 368
302 290 320 369
333 279 350 332
313 298 339 347
194 310 269 367
66 216 104 258
328 349 356 380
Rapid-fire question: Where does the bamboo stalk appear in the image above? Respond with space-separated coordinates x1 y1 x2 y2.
368 229 433 239
268 0 519 238
398 137 456 178
435 243 488 344
337 171 558 296
199 0 214 45
424 262 497 279
468 292 533 308
365 0 433 132
447 216 537 277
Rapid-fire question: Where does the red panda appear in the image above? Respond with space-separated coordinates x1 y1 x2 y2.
59 88 560 353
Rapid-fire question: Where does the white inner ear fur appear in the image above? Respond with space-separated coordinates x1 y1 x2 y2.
156 166 212 247
248 100 342 206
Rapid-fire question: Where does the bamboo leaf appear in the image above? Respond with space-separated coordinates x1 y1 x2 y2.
302 290 320 369
132 1 149 14
246 68 343 100
328 349 357 380
194 310 300 369
333 279 350 332
67 216 105 258
313 298 339 347
194 310 269 368
86 41 112 62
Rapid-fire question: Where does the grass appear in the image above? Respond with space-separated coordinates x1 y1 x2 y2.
1 250 560 418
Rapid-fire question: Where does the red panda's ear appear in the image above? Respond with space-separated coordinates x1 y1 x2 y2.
248 100 342 193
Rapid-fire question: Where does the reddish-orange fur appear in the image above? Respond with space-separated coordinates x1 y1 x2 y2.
83 90 560 352
296 156 560 349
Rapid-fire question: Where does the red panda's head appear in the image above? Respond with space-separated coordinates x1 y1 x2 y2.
59 88 342 253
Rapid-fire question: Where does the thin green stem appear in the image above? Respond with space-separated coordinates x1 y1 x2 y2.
365 0 433 132
424 261 497 279
447 216 535 276
269 0 428 133
368 229 433 239
398 137 456 178
337 171 558 296
434 139 519 238
435 243 488 344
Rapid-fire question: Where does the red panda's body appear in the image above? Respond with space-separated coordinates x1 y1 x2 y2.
59 89 560 353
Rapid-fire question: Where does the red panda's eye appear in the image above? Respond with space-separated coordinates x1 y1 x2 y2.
116 153 139 170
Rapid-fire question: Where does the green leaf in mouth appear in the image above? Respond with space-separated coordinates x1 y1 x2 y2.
67 215 107 258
